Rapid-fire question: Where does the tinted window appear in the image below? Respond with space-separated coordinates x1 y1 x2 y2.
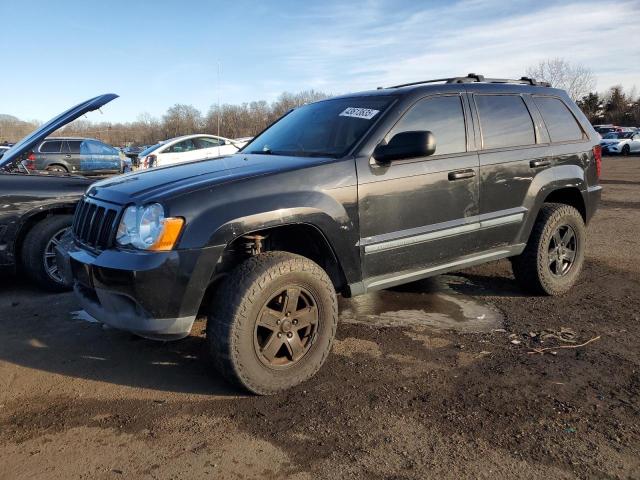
166 139 197 153
534 97 583 143
475 95 535 149
193 137 223 148
40 140 63 153
65 141 82 154
245 96 394 158
389 95 466 156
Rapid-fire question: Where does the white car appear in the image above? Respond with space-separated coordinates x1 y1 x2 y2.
600 131 640 155
0 146 10 158
138 134 248 169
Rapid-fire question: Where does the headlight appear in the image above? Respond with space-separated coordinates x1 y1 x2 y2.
116 203 184 251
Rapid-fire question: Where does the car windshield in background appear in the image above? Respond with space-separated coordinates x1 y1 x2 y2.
604 132 632 139
138 143 164 156
244 96 395 158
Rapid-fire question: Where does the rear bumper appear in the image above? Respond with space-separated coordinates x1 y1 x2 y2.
67 242 223 340
584 185 602 224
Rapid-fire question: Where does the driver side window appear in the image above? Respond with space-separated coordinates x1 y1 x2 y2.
389 95 467 156
166 139 196 153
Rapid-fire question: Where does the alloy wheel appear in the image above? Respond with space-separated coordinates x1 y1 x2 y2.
548 224 577 276
254 286 319 368
43 227 69 284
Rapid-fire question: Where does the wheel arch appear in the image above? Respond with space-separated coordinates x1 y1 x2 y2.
13 204 76 263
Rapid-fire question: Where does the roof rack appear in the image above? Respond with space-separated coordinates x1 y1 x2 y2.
386 73 551 89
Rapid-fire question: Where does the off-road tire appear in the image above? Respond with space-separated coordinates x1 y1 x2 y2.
207 251 338 395
511 203 585 296
21 215 73 292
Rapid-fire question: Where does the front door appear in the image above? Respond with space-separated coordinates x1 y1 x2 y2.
357 93 480 289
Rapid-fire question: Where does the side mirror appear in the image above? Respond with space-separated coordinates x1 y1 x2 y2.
373 131 436 163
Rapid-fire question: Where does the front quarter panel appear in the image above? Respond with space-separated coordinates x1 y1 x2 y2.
167 159 361 284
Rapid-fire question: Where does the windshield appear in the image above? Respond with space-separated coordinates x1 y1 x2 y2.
244 96 395 158
604 132 631 139
138 142 165 156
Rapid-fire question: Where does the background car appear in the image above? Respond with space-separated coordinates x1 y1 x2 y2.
0 146 9 158
138 134 248 169
600 131 640 155
25 137 122 175
0 94 117 291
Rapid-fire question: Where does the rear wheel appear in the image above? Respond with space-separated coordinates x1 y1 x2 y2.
46 164 68 174
21 215 73 292
511 203 585 296
207 251 338 395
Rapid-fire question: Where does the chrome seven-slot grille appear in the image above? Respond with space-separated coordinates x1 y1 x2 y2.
72 198 120 250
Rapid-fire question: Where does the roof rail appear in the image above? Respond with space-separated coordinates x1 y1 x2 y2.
388 73 551 89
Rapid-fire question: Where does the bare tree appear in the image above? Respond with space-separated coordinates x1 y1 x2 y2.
526 58 596 101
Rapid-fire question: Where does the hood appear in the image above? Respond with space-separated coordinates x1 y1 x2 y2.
0 93 118 170
87 153 335 205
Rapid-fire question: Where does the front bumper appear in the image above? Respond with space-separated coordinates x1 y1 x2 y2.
66 242 224 340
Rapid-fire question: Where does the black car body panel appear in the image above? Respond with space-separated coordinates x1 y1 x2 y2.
0 94 118 273
67 80 602 339
0 173 92 267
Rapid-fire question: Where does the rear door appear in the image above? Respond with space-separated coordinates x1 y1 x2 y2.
192 136 223 158
37 139 65 170
63 140 82 172
472 93 548 251
357 93 480 287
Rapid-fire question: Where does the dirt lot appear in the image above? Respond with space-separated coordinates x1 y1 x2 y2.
1 156 639 479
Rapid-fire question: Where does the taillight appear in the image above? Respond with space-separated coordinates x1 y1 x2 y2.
25 152 36 170
593 145 602 179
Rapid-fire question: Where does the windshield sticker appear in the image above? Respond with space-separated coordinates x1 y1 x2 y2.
339 107 380 120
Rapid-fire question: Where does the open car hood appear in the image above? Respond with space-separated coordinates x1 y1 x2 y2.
0 93 119 170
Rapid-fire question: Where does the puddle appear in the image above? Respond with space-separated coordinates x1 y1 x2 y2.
70 310 100 324
338 275 503 333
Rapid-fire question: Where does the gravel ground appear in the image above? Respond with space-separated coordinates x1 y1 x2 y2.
1 156 639 479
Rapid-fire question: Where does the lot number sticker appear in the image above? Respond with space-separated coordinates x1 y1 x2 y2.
339 107 380 120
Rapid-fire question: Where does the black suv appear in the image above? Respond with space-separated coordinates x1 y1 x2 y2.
65 75 602 394
27 137 122 175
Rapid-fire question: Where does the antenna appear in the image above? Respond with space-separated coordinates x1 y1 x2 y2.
217 61 222 138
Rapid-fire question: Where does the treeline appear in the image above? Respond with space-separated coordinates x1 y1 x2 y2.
0 90 329 146
1 85 639 147
577 86 640 127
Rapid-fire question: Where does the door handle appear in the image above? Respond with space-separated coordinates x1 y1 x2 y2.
530 159 550 168
64 154 71 159
448 169 475 181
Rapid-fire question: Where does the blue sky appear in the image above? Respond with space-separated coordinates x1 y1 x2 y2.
1 0 638 122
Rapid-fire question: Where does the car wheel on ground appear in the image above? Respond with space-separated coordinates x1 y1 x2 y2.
510 203 585 296
207 251 338 395
46 165 68 173
21 215 73 292
621 145 631 156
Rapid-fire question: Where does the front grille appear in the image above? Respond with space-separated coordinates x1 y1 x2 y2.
72 198 120 250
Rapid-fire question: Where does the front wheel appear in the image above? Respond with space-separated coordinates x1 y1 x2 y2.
511 203 586 296
621 145 630 156
207 252 338 395
21 215 73 292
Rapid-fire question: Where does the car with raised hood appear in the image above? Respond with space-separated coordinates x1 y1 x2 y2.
64 74 602 394
600 131 640 155
137 134 249 169
0 93 118 290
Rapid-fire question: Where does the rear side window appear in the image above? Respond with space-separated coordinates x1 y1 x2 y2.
390 95 466 156
193 137 223 148
475 95 535 149
64 141 82 154
40 140 63 153
533 96 584 143
166 139 197 153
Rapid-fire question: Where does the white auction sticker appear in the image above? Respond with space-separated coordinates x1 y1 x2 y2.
339 107 380 120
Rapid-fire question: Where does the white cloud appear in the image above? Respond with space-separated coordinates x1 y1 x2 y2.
279 0 640 94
